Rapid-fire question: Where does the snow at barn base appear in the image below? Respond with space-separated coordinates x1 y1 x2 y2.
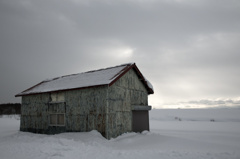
0 108 240 159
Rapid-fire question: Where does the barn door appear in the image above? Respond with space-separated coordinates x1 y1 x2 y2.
132 110 149 132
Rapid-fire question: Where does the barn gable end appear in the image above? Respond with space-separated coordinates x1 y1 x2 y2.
106 68 149 138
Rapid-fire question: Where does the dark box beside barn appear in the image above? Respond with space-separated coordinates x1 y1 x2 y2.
15 63 154 139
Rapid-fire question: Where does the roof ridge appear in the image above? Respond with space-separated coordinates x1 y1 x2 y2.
15 62 154 97
43 63 134 83
85 62 134 74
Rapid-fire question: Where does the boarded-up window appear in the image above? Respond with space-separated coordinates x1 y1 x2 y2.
51 92 65 102
50 114 57 125
49 114 65 126
58 114 65 125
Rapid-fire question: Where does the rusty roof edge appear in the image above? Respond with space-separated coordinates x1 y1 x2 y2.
15 84 108 97
109 63 154 94
15 63 133 97
15 81 46 97
108 63 135 87
131 64 154 94
15 62 154 97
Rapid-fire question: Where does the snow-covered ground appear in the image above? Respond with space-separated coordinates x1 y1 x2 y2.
0 109 240 159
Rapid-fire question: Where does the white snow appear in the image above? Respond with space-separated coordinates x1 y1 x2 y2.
1 109 240 159
16 63 154 96
17 64 130 96
144 76 154 92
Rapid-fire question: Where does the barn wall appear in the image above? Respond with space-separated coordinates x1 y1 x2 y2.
64 86 107 136
20 86 108 136
20 93 50 133
106 68 148 139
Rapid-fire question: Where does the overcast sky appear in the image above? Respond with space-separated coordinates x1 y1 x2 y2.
1 0 240 108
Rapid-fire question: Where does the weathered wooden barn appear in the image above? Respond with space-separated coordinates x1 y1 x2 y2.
15 63 154 139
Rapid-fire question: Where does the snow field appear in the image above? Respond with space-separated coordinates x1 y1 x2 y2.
0 109 240 159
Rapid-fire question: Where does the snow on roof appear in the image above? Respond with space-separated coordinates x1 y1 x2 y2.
144 77 154 92
16 63 153 96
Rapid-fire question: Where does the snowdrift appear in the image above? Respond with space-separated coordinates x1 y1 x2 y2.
0 109 240 159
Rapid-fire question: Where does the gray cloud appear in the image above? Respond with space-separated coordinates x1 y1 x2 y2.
0 0 240 107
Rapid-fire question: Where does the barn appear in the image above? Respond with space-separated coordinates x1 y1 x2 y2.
15 63 154 139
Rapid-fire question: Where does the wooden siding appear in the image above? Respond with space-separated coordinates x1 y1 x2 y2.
64 86 107 136
20 86 107 136
106 68 148 139
21 93 50 133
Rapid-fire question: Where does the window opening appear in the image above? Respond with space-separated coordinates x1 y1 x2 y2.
49 114 65 126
